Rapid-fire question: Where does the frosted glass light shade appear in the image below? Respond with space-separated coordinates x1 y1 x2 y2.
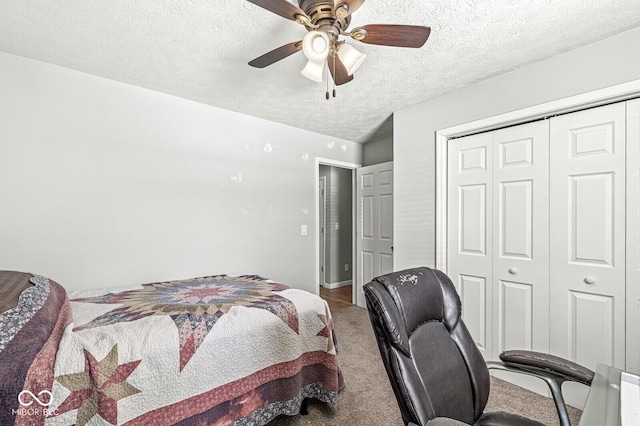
302 31 330 62
312 36 327 53
301 31 330 82
338 43 366 75
301 59 325 82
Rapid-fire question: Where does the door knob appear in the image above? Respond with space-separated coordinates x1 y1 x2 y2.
584 276 595 285
508 267 518 275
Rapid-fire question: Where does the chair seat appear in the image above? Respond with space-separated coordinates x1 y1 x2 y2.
474 411 545 426
423 412 544 426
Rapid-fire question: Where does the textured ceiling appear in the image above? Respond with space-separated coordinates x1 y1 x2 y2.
1 0 639 143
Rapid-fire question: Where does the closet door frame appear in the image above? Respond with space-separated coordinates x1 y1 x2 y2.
435 79 640 273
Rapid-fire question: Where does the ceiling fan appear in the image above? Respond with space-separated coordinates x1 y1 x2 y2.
247 0 431 93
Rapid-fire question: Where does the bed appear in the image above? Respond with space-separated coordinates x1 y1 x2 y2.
0 271 344 425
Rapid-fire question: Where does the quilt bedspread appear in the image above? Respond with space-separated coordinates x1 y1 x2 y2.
0 275 73 426
4 274 343 426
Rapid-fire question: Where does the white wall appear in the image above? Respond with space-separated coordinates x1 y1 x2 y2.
0 52 361 293
393 26 640 270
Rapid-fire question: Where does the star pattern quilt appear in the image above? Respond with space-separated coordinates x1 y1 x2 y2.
0 273 344 426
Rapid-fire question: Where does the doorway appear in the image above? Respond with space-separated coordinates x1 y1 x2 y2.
318 175 326 289
315 158 360 308
318 164 354 310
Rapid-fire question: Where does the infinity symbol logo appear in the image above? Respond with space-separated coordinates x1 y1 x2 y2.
18 390 53 407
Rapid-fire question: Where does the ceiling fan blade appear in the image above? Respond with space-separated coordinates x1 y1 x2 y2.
246 0 308 22
328 55 354 86
249 41 303 68
334 0 365 19
354 24 431 48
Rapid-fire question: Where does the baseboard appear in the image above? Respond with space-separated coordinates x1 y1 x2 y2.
321 280 352 290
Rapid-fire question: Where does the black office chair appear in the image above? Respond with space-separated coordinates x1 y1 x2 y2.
364 267 594 426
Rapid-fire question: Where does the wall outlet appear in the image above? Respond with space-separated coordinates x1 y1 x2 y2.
344 264 349 272
300 225 307 236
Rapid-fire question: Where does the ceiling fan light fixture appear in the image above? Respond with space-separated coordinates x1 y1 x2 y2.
301 31 331 83
302 30 330 62
312 36 327 53
301 59 325 82
337 43 366 75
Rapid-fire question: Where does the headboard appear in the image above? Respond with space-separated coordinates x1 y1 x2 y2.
0 271 34 314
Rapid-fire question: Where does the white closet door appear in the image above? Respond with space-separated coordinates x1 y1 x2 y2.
549 103 626 408
488 121 551 395
491 121 550 359
448 122 550 364
448 132 493 358
627 98 640 375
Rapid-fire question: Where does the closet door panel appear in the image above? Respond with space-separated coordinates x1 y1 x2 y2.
570 291 615 367
498 280 533 349
550 103 626 408
570 172 615 265
491 121 550 396
448 132 493 358
627 98 640 374
460 274 488 351
460 184 488 254
492 121 549 359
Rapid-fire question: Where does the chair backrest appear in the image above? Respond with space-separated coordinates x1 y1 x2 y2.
364 267 490 426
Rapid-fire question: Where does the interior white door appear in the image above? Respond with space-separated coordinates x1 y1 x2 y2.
447 131 494 358
627 98 640 375
356 161 393 308
549 102 627 408
490 121 550 394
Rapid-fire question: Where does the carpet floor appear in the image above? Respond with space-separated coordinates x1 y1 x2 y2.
269 305 583 426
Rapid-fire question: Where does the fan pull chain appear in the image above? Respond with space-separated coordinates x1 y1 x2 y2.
325 60 330 100
332 53 336 98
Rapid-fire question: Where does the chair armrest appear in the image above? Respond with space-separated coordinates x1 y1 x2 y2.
487 351 593 426
498 350 594 386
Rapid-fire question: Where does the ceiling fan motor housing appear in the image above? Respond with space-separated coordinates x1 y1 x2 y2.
299 0 351 32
